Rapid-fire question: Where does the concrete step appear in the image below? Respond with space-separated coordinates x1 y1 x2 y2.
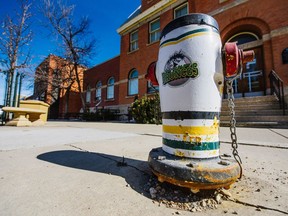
222 99 279 105
221 104 282 111
220 95 287 128
222 95 277 103
220 121 288 128
220 115 288 122
221 109 286 116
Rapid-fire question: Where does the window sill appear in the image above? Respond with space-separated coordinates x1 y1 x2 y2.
127 48 139 55
125 95 138 99
147 40 160 47
105 99 115 102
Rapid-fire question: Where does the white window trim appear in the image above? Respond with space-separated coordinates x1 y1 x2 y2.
107 77 115 99
86 86 91 103
96 82 102 101
130 30 139 51
128 70 139 96
174 2 189 19
149 18 160 43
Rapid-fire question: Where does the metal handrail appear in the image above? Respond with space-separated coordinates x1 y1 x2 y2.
269 70 286 115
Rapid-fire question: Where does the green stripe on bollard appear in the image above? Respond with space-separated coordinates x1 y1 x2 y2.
163 138 219 151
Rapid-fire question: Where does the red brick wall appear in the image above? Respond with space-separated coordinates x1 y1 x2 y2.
141 0 161 12
118 6 176 106
84 56 120 109
116 0 288 108
194 0 233 14
271 35 288 84
210 0 288 85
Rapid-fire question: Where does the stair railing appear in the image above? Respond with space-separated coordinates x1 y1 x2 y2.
269 70 286 115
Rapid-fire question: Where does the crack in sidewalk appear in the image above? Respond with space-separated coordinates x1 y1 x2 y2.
66 144 151 176
226 197 288 215
66 143 288 214
221 141 288 149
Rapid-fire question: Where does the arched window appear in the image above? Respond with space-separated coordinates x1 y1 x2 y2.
227 32 259 45
95 81 102 101
107 77 115 99
128 69 138 95
86 85 91 103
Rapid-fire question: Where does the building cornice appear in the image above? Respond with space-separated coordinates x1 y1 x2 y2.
117 0 186 35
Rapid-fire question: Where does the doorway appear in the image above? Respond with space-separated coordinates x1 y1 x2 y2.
224 32 265 98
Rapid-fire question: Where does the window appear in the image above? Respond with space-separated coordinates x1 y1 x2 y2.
149 19 160 43
282 48 288 64
95 81 102 101
147 62 159 93
227 32 259 45
147 81 159 93
174 3 188 19
86 86 91 103
130 30 138 51
107 77 115 99
128 69 138 95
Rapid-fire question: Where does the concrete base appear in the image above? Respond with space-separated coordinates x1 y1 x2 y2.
148 147 240 192
31 119 45 126
5 115 32 127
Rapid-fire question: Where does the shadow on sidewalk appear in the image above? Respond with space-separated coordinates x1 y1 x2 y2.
37 150 152 198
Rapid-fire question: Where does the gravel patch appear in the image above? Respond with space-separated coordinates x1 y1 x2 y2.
143 175 230 212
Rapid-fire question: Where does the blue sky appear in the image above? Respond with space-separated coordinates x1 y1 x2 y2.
0 0 141 105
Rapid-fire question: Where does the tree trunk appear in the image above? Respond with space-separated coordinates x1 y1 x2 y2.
73 62 86 111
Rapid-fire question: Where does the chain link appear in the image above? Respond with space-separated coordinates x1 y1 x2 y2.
226 79 243 179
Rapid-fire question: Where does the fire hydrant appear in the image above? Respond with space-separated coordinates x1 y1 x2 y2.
146 13 254 192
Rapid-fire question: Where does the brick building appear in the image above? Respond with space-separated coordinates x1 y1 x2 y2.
84 0 288 116
34 54 86 119
83 56 120 112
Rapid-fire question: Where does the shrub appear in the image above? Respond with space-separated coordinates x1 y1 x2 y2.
82 109 118 121
131 94 161 124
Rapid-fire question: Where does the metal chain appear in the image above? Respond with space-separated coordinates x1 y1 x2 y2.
226 79 243 179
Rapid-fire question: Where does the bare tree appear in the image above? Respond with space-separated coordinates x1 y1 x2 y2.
0 0 33 107
42 0 96 110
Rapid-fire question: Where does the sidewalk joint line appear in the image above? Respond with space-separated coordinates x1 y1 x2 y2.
221 141 288 149
269 129 288 140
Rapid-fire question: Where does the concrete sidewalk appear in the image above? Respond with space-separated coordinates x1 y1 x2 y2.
0 121 287 215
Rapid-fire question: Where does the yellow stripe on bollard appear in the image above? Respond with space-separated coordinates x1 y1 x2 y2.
162 124 219 135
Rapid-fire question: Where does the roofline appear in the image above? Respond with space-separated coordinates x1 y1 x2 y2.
35 54 88 70
117 0 186 35
85 55 120 72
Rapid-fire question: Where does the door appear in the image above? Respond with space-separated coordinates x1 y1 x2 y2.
224 32 265 98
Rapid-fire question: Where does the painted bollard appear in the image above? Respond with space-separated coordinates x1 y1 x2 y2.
146 13 254 192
